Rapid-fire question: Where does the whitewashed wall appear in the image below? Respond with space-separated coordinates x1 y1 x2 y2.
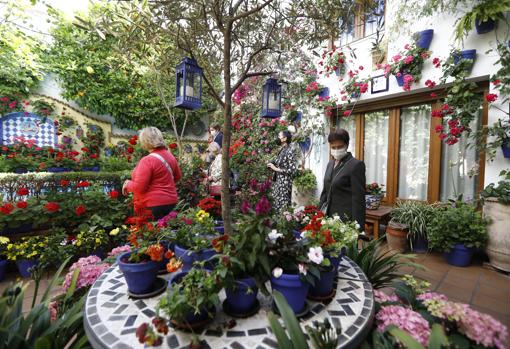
309 0 510 193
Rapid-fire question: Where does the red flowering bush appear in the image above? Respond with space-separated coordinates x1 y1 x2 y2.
197 197 222 218
384 43 430 91
109 190 119 199
45 202 60 213
341 69 370 102
318 46 347 77
75 205 87 216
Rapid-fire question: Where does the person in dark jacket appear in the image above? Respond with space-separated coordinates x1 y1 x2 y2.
318 129 366 229
209 122 223 148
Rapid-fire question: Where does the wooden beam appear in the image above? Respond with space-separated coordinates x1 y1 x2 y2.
428 102 442 203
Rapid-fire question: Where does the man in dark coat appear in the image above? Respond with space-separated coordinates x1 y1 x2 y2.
318 129 366 230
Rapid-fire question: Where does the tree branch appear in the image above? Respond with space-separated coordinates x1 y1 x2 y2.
231 0 274 22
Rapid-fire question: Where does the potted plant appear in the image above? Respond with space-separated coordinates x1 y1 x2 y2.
197 197 223 232
365 182 385 210
0 236 9 281
370 16 387 69
473 118 510 161
384 43 430 90
157 268 220 329
340 70 370 101
5 235 48 277
428 201 488 267
481 170 510 272
453 0 507 40
266 225 328 314
159 208 218 271
387 201 411 253
292 169 317 207
74 225 109 258
414 29 434 50
318 46 347 77
117 220 165 295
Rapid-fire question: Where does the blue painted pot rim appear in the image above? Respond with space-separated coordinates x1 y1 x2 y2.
117 251 158 269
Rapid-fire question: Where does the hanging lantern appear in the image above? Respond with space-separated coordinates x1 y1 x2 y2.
261 78 282 118
175 57 203 110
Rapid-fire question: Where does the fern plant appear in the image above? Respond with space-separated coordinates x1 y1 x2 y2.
454 0 510 42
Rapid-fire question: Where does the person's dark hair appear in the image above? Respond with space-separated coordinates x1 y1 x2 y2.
280 130 292 144
328 128 350 144
210 122 222 131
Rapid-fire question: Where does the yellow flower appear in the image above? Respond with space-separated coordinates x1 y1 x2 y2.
76 241 82 247
7 244 13 250
0 236 9 244
86 66 94 74
77 91 85 97
109 228 120 236
95 238 101 244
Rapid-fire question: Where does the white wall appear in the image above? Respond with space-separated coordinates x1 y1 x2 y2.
312 0 509 189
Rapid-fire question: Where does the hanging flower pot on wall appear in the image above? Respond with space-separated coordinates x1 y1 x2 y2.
394 72 405 87
415 29 434 50
501 139 510 158
475 18 496 34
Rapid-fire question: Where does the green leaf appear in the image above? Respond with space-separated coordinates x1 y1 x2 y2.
273 291 309 349
267 311 294 349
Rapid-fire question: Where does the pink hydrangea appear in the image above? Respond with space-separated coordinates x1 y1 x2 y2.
376 305 430 346
374 289 399 303
460 307 508 349
63 255 109 290
417 292 448 301
108 245 131 257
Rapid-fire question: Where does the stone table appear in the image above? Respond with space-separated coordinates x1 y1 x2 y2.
84 257 374 349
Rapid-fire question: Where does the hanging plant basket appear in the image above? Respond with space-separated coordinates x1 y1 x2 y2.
415 29 434 50
501 139 510 158
475 18 496 34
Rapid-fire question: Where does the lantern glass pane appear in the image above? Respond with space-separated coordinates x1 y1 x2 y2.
177 72 183 97
268 90 279 110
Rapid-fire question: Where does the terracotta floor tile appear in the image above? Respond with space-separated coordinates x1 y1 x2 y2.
446 266 483 282
436 280 474 303
472 293 510 316
475 284 510 302
413 268 446 282
480 270 510 289
443 270 482 287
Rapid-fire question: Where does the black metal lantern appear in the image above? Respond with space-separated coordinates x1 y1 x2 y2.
261 78 282 118
175 57 203 110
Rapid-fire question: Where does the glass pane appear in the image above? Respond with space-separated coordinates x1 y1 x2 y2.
339 15 354 46
440 110 481 202
364 110 389 186
337 116 357 156
364 0 385 36
398 105 431 200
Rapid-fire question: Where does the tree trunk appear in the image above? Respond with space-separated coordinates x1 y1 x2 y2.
221 22 233 235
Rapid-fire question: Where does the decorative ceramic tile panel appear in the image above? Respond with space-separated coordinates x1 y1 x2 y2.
1 112 58 147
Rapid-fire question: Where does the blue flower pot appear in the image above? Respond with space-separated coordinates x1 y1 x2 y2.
415 29 434 49
16 259 38 278
319 87 330 99
327 247 346 273
271 273 309 314
351 91 361 99
174 245 215 271
395 73 405 87
501 140 510 159
309 268 336 297
292 229 302 239
411 234 428 253
214 226 224 234
14 168 28 174
475 18 496 34
82 166 100 172
169 272 216 325
453 49 476 68
117 252 159 294
0 259 8 282
225 277 258 314
444 244 474 267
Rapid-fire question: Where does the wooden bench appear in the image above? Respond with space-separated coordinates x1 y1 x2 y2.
365 205 392 239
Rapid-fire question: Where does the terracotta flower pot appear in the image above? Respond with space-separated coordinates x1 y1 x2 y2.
386 222 408 253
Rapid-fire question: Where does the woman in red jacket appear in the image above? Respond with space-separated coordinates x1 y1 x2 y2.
122 127 182 220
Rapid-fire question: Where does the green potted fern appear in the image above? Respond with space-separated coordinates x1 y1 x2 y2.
292 169 317 207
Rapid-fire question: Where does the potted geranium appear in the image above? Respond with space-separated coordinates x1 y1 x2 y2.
159 208 218 271
340 70 370 101
197 197 223 232
0 236 9 281
319 46 347 77
428 201 488 267
157 268 220 329
384 43 430 90
5 235 48 277
481 170 510 272
117 217 167 295
365 182 385 210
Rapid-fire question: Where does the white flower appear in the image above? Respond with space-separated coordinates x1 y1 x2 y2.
287 125 296 134
60 240 67 246
268 229 283 242
308 246 324 265
333 214 340 221
272 267 283 278
298 264 307 275
355 222 360 230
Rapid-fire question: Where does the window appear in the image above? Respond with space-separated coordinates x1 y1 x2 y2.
398 105 431 200
364 0 385 37
364 110 389 187
440 110 482 201
339 14 355 46
336 116 357 156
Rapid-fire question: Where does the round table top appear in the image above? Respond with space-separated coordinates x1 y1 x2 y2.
84 257 374 349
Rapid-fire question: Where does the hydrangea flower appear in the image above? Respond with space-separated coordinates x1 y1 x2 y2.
63 255 109 290
376 305 430 346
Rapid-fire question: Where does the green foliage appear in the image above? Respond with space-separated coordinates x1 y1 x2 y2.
305 318 339 349
480 170 510 204
387 324 448 349
472 118 510 162
345 238 420 289
0 258 90 349
453 0 510 42
175 155 207 208
99 156 135 172
293 169 317 193
492 42 510 104
427 202 488 252
390 201 438 243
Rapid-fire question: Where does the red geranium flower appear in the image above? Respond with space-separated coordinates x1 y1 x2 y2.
17 201 28 209
16 187 29 196
45 202 60 212
77 181 90 188
81 147 89 153
127 147 134 154
75 205 87 216
0 203 14 215
90 154 98 159
485 93 498 103
129 137 137 145
60 179 69 187
109 190 119 199
168 143 178 149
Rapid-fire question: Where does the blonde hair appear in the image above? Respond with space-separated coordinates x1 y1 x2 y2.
139 127 166 151
208 141 221 154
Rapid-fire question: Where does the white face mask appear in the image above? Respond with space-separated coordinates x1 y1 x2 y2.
331 148 348 160
211 130 218 137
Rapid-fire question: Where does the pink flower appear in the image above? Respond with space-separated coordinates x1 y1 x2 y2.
374 290 399 303
392 54 402 62
417 292 448 301
403 55 414 64
63 256 109 290
108 245 131 257
430 92 438 97
425 79 436 88
376 305 430 346
460 307 508 349
403 74 414 82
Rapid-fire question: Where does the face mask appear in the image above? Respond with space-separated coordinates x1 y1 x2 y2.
211 130 218 137
331 148 347 160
